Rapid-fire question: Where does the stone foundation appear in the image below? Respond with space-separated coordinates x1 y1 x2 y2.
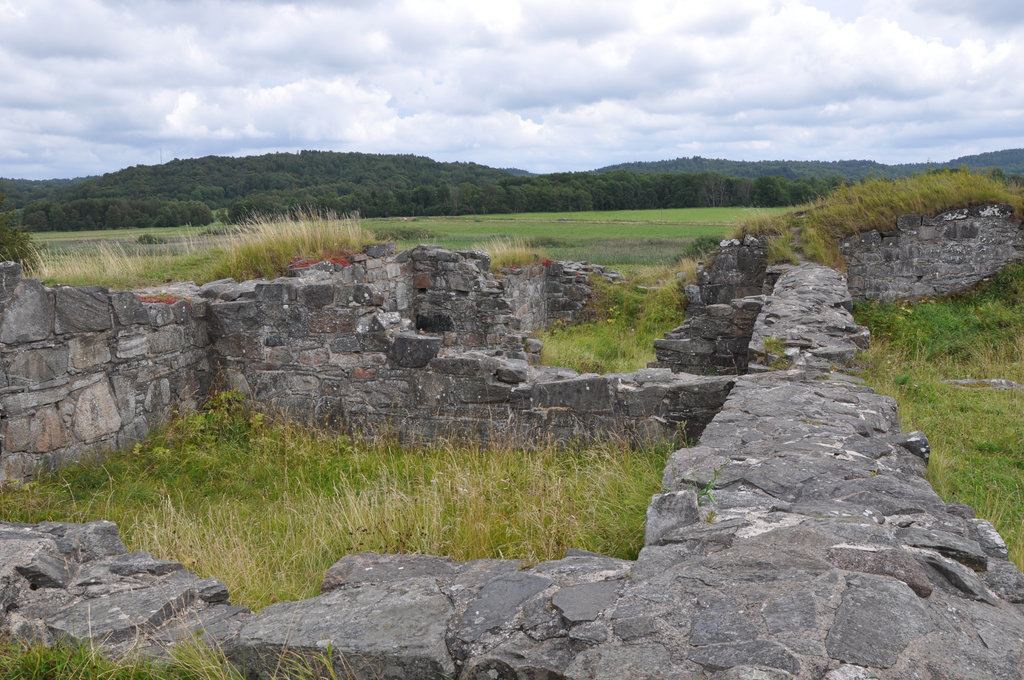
3 262 1022 679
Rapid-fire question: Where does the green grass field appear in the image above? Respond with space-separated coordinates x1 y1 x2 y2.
25 208 763 286
365 207 785 264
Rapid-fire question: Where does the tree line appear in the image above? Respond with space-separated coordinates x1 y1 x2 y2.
226 171 840 222
18 198 213 232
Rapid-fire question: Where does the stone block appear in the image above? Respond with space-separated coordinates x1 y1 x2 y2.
0 279 53 343
4 406 67 453
388 333 442 368
229 579 454 680
72 380 123 442
0 261 22 306
54 286 111 333
644 490 699 546
110 292 149 325
6 346 69 384
309 309 356 333
532 376 611 412
68 334 112 369
416 312 455 332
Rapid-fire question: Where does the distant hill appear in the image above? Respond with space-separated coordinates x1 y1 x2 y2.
1 151 515 210
594 149 1024 180
3 148 1021 231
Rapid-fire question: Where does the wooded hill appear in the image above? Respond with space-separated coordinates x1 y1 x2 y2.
2 149 1022 231
596 148 1024 180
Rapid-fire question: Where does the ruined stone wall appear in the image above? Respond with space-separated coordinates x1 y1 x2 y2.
0 245 701 482
4 262 1022 679
840 203 1024 301
206 251 730 446
0 263 210 484
651 235 777 375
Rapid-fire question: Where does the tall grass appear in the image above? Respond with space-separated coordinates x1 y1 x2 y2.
855 263 1024 569
29 238 223 289
739 170 1024 268
537 262 692 373
27 212 375 288
473 235 549 272
211 211 374 281
0 392 667 611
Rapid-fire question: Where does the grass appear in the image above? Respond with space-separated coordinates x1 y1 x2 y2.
477 235 549 271
364 207 773 265
537 262 692 373
0 635 244 680
25 208 753 287
0 392 668 612
738 170 1024 268
855 263 1024 568
27 212 373 288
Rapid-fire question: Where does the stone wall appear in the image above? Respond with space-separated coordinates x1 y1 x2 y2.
0 245 694 483
206 250 730 445
0 263 210 483
840 203 1024 301
4 262 1022 679
656 203 1024 376
651 235 777 375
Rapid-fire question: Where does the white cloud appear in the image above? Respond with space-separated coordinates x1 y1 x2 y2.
1 0 1022 179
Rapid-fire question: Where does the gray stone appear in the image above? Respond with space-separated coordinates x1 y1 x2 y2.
551 580 621 623
567 643 698 680
532 376 611 411
0 261 22 305
321 553 457 592
6 346 69 384
229 578 454 680
915 553 996 603
72 380 122 441
457 572 553 643
686 640 800 675
387 333 442 368
981 560 1024 603
47 571 199 645
690 595 761 645
895 527 988 571
644 489 700 546
14 552 72 589
108 551 183 577
825 574 933 668
968 518 1009 559
54 286 112 333
0 279 52 343
826 546 933 598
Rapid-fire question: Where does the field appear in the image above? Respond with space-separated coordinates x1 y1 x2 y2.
26 207 784 288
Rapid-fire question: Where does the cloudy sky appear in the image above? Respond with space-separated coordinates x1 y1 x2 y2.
2 0 1023 180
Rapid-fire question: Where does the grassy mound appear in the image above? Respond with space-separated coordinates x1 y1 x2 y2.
738 170 1024 267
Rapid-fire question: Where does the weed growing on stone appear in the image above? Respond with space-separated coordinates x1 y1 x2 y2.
212 210 374 281
0 394 669 611
856 263 1024 569
475 235 549 271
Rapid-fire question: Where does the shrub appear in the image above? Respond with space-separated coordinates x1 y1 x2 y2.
0 187 37 266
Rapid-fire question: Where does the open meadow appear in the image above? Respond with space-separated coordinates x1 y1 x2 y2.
25 207 784 288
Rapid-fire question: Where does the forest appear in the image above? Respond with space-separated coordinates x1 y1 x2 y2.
3 148 1022 231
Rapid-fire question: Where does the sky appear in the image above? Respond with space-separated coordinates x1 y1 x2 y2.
2 0 1023 180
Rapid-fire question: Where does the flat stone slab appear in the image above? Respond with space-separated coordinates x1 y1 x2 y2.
228 578 455 680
